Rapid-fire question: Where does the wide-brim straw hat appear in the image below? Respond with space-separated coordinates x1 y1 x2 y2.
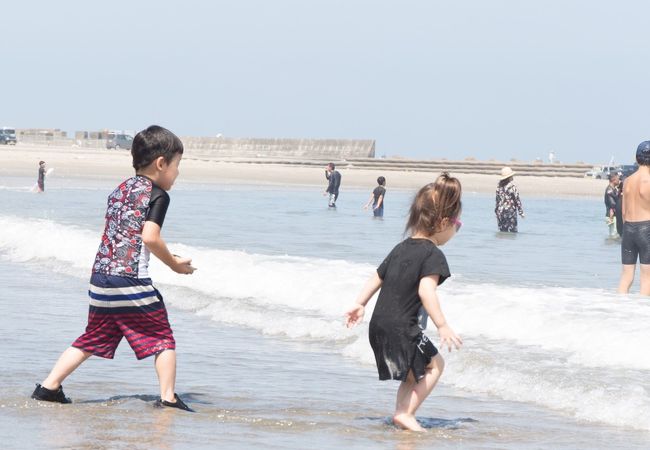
500 166 516 180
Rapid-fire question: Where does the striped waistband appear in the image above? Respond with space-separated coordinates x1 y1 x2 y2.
88 273 159 309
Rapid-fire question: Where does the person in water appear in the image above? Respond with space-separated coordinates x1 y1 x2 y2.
324 162 342 207
31 125 196 411
619 141 650 295
345 173 463 432
364 176 386 217
37 161 46 192
495 167 525 232
604 173 621 237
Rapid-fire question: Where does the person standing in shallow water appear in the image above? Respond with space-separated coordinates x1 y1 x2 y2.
345 173 463 432
37 161 46 192
324 162 341 207
604 173 621 237
618 141 650 295
495 167 525 232
364 176 386 217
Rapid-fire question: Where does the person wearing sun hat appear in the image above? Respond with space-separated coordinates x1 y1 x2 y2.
495 166 525 232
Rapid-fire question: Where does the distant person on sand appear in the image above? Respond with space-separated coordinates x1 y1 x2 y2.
604 173 621 237
618 141 650 295
364 176 386 217
31 126 196 411
345 173 463 432
324 162 341 207
37 161 46 192
495 167 525 232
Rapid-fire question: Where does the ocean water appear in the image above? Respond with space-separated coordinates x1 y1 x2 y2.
1 175 649 449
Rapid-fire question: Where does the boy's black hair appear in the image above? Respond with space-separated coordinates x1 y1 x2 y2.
327 162 335 169
377 176 386 186
131 125 184 171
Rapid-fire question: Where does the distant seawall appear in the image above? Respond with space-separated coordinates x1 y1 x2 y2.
15 134 376 159
181 137 376 159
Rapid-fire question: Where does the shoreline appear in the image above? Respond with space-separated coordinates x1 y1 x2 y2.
0 145 607 198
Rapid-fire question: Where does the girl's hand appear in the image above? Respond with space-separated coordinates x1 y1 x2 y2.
438 324 462 351
345 304 365 328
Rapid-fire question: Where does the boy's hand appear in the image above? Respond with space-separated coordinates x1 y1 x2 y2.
172 255 196 275
438 324 462 352
344 304 365 328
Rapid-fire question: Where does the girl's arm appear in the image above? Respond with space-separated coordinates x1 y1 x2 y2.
142 221 195 274
418 275 463 351
345 272 383 327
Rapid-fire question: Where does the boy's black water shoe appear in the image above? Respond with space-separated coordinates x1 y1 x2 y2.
154 393 194 412
31 384 71 404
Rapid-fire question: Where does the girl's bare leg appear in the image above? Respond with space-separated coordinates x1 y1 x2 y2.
393 354 445 432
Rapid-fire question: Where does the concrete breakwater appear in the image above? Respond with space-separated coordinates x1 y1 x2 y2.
180 137 376 159
14 133 377 158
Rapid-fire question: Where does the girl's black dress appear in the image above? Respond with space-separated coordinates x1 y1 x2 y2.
369 238 450 382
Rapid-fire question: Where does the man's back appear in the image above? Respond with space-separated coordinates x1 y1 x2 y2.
623 167 650 222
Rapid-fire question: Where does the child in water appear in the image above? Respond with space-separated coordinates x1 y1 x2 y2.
31 125 196 411
345 173 463 432
363 176 386 217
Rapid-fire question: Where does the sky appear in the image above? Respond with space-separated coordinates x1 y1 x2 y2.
2 0 649 164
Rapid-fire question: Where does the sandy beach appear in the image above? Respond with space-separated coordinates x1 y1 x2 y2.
0 145 607 197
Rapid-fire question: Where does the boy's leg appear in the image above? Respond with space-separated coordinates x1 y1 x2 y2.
155 349 177 403
393 354 445 432
41 347 92 390
618 264 636 294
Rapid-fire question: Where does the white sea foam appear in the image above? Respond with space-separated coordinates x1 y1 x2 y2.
2 215 650 430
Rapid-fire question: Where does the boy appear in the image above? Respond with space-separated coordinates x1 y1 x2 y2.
31 125 196 411
363 176 386 217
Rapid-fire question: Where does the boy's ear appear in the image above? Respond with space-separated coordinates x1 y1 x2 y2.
155 156 166 171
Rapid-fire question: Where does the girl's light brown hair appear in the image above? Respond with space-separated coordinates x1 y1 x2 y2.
405 172 462 236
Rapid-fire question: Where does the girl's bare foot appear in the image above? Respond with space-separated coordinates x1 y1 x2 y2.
393 413 426 432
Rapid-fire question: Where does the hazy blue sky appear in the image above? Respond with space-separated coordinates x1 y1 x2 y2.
2 1 649 164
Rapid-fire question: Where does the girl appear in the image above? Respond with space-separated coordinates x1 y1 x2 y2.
345 173 463 432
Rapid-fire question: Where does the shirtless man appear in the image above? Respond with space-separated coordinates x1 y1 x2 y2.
618 141 650 294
